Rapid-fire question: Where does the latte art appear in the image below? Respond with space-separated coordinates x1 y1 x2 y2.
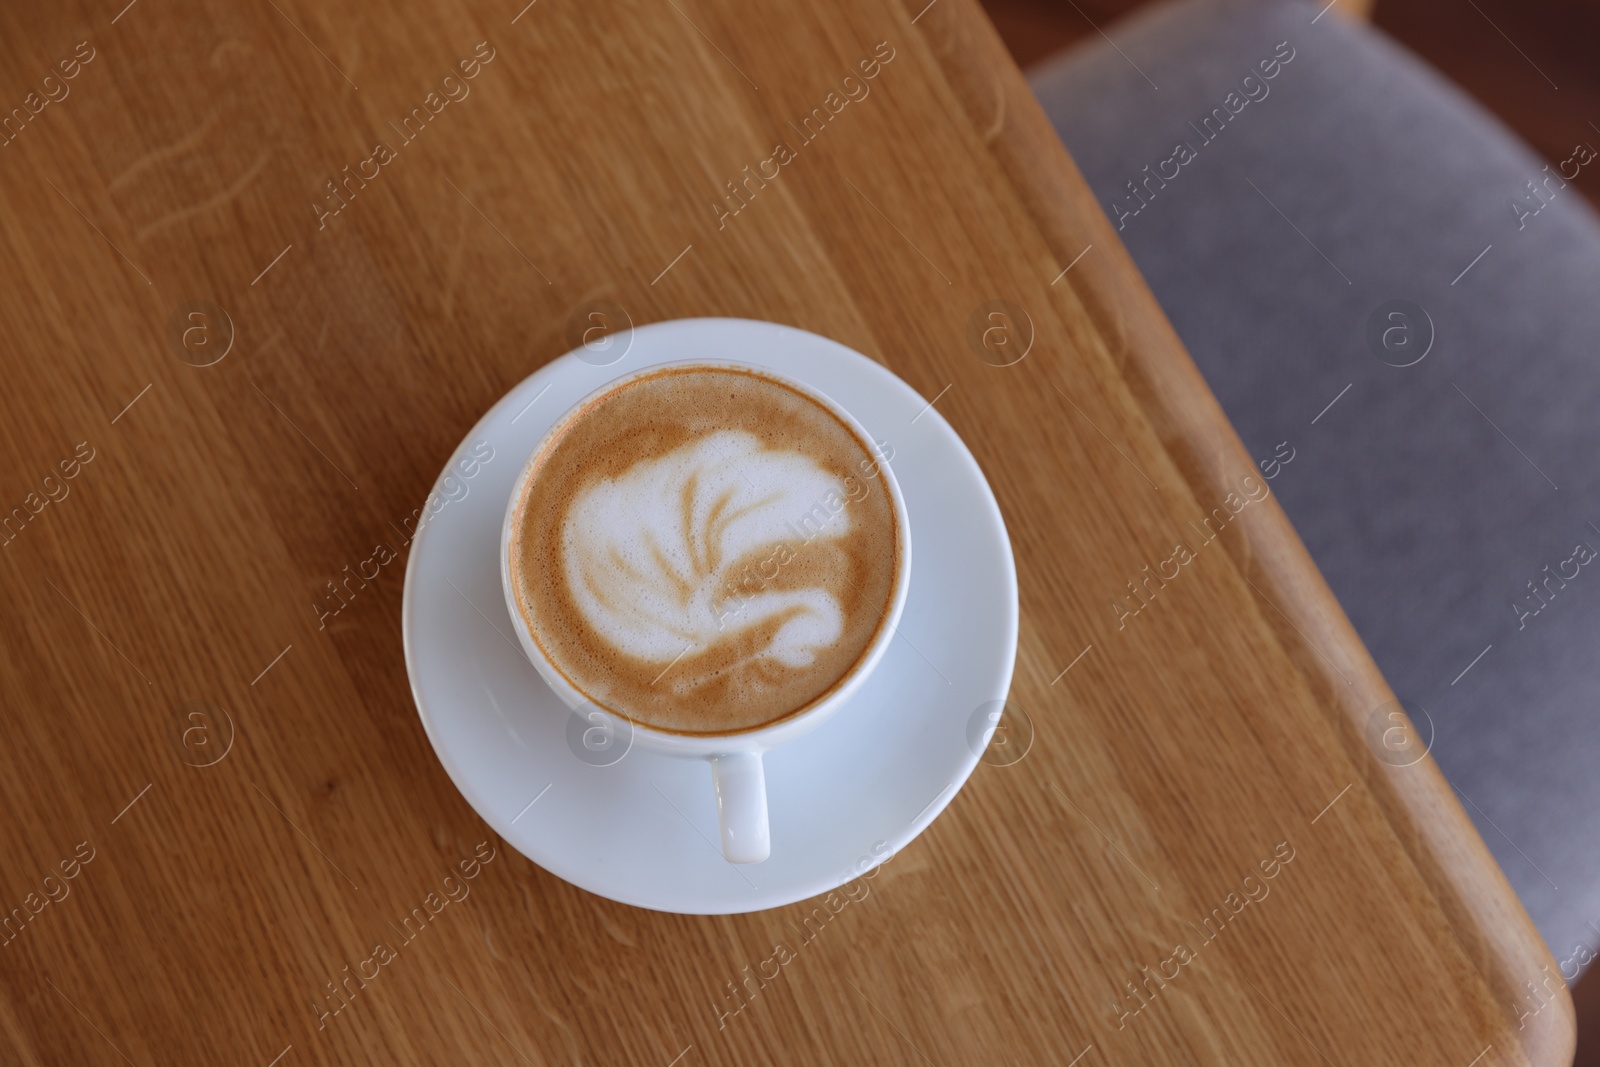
509 364 901 735
563 431 849 675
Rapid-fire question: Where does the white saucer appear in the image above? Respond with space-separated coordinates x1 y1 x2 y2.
401 318 1018 914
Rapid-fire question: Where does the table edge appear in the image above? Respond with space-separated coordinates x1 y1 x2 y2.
918 1 1575 1061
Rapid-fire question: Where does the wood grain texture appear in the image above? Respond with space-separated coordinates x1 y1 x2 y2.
0 1 1567 1066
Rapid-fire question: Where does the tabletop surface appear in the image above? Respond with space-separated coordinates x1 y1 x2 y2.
0 0 1570 1064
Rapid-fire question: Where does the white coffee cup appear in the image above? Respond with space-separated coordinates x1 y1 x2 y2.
499 359 912 864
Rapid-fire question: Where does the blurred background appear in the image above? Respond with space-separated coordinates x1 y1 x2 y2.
979 0 1600 1060
984 0 1600 207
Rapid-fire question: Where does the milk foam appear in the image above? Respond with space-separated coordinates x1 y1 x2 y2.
511 363 901 735
561 430 850 671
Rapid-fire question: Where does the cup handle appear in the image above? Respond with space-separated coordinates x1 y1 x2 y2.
710 752 770 863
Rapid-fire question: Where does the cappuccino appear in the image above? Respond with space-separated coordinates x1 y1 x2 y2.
508 364 901 735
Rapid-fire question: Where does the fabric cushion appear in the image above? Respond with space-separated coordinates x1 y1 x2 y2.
1031 0 1600 973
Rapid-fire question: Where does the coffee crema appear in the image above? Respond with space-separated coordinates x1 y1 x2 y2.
509 364 900 735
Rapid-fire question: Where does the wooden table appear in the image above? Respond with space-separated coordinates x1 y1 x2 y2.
0 0 1571 1063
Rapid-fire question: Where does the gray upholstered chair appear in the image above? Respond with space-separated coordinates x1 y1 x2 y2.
1031 0 1600 982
